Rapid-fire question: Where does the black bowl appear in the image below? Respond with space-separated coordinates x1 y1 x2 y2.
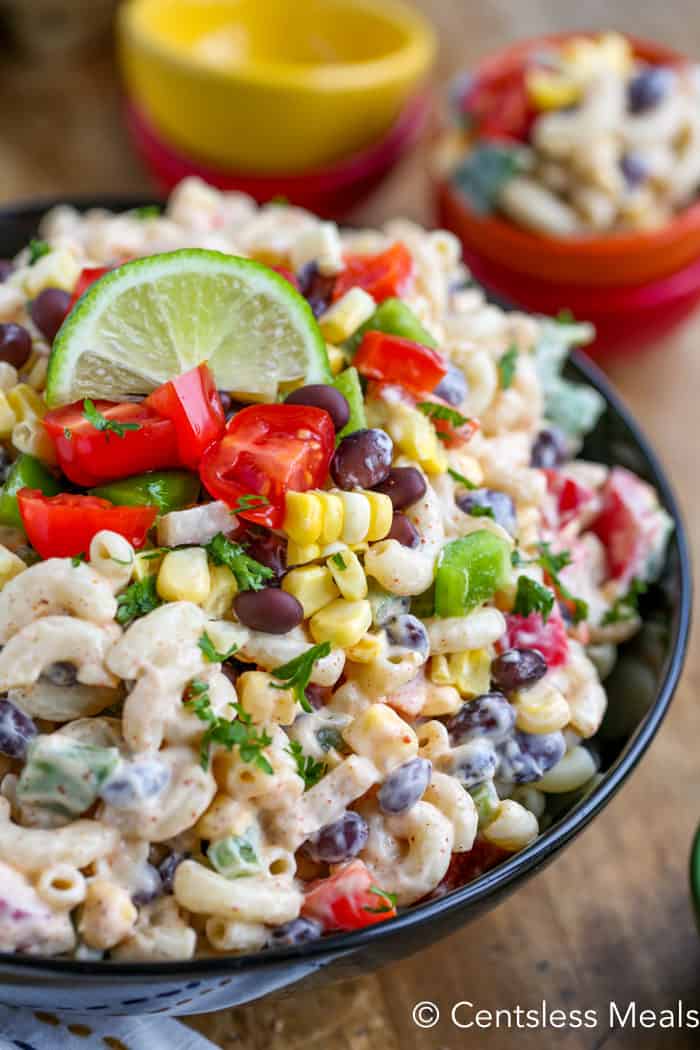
0 198 691 1016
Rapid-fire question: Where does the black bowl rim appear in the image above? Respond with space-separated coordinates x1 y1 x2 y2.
0 197 691 980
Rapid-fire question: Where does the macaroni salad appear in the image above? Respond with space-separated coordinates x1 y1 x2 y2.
435 32 700 235
0 178 671 959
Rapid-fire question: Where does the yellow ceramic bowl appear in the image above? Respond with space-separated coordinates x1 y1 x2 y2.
118 0 436 174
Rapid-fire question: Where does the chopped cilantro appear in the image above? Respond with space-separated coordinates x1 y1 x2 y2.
28 239 50 265
286 739 327 790
83 398 140 439
133 204 162 219
513 575 555 622
205 532 274 592
602 579 647 625
116 574 162 626
63 427 72 440
198 631 238 663
230 494 271 515
447 467 476 490
536 542 589 624
416 402 471 428
71 552 86 566
184 685 273 773
467 504 494 519
363 885 397 914
331 551 347 570
271 642 332 713
498 346 518 390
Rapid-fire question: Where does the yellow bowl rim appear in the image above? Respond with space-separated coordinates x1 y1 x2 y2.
119 0 436 92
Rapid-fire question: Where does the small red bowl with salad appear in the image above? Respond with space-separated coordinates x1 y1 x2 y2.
433 32 700 352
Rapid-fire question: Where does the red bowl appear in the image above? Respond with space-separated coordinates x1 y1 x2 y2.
125 92 431 218
459 240 700 359
435 34 700 287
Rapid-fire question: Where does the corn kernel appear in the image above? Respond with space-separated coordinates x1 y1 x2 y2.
157 547 211 604
449 649 492 698
310 598 372 649
286 540 321 566
0 395 15 439
133 549 164 580
364 491 393 541
6 384 45 421
284 492 323 545
342 703 418 775
202 564 238 618
346 631 385 664
429 654 453 686
0 545 25 589
327 547 367 601
526 70 581 110
326 344 346 375
283 564 339 618
319 287 376 343
23 249 81 297
482 799 538 851
421 683 462 717
237 670 297 725
338 491 371 545
0 362 18 392
512 680 570 735
388 404 447 475
317 490 344 544
25 354 48 391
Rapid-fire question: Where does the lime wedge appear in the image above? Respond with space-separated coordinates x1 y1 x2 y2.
46 250 330 407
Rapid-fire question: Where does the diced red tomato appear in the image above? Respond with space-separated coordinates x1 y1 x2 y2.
367 381 478 449
501 605 569 669
590 467 666 587
44 400 180 487
17 489 156 559
426 840 508 899
461 66 536 142
354 332 448 397
301 860 396 932
146 363 225 469
544 469 596 529
332 243 413 303
270 265 300 291
69 266 110 309
199 403 335 529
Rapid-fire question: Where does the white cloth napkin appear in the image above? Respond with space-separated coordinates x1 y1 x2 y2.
0 1005 218 1050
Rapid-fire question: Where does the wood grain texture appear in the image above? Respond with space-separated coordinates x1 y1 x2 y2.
0 4 698 1047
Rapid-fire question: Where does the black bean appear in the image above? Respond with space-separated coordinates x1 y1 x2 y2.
330 428 393 490
0 323 32 370
0 447 13 485
387 512 419 548
304 683 329 710
497 730 566 784
158 851 187 893
30 287 71 343
100 758 170 808
0 261 13 283
285 384 350 432
269 916 323 947
0 698 37 758
458 488 516 535
131 864 163 906
305 811 369 864
620 152 648 187
433 362 468 406
530 427 568 469
385 613 429 658
234 587 303 633
491 648 547 694
42 661 78 687
372 466 426 510
297 262 336 318
378 757 431 814
447 692 515 745
628 66 675 113
448 739 498 788
240 529 287 579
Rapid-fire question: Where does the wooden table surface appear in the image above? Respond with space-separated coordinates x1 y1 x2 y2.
1 2 699 1047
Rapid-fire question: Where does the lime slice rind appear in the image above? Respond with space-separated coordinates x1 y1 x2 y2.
46 250 330 407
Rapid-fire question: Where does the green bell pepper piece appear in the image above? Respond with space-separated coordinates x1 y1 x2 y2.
332 367 367 440
207 827 261 879
0 454 61 529
434 531 511 618
89 471 200 513
17 736 120 817
343 298 437 356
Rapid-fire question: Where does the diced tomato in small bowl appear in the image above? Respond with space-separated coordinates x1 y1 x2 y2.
501 605 569 669
43 399 181 487
590 466 670 587
301 860 397 932
17 490 156 559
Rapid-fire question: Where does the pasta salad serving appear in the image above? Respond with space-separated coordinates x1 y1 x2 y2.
434 32 700 235
0 178 671 960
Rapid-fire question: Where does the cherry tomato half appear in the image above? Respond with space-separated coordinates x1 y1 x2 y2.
146 363 225 469
301 860 396 932
199 403 335 528
17 489 156 559
332 243 414 303
43 400 180 487
354 331 448 397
